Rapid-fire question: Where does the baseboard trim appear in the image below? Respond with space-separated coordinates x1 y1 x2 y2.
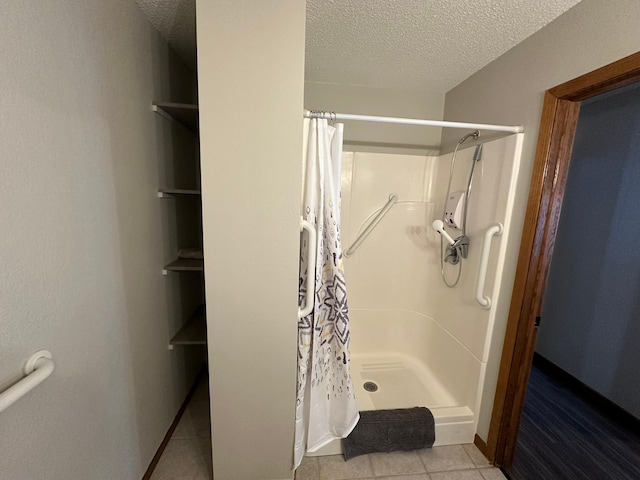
142 366 207 480
533 353 640 434
473 434 491 463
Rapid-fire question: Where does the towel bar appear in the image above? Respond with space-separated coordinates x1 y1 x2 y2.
345 194 399 257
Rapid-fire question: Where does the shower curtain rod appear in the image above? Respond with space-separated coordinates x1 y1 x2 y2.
304 110 523 134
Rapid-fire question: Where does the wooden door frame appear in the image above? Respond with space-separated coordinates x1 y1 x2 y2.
478 51 640 467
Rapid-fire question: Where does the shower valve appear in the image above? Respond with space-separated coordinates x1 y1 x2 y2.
445 245 460 264
445 236 469 264
453 235 469 259
433 220 469 264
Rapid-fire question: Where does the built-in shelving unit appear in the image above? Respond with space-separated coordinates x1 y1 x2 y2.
157 188 201 198
155 101 206 347
162 258 204 275
170 306 206 346
152 102 199 133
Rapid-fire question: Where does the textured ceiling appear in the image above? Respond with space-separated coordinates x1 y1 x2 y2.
135 0 196 68
306 0 582 92
135 0 582 93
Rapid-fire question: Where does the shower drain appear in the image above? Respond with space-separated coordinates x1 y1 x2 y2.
363 381 379 392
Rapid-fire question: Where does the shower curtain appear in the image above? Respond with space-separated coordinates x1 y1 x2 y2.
294 118 359 468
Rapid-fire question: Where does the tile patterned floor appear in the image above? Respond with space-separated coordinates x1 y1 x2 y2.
150 377 505 480
295 444 507 480
150 378 213 480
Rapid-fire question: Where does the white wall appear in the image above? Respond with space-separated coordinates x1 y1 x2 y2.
196 1 305 479
340 151 437 313
537 84 640 419
442 0 640 440
0 1 201 479
305 83 444 155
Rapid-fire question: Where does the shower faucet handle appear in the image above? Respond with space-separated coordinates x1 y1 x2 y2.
432 220 456 246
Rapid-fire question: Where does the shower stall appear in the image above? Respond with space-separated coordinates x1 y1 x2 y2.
308 133 524 456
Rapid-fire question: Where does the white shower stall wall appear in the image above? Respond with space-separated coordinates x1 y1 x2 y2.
308 134 524 456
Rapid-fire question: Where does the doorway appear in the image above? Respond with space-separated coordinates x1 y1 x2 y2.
508 81 640 479
480 51 640 468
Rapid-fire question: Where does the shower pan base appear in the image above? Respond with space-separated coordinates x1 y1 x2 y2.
306 352 475 457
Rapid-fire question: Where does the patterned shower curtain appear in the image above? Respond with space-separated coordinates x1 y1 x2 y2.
294 118 359 468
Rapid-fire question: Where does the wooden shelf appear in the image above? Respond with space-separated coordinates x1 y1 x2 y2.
163 258 204 275
158 188 201 198
170 306 206 346
153 102 199 133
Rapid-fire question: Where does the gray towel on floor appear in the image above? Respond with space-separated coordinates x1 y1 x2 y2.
342 407 435 460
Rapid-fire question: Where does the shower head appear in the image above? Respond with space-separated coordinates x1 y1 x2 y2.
458 130 480 145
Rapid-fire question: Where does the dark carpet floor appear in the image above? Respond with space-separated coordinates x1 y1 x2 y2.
507 360 640 480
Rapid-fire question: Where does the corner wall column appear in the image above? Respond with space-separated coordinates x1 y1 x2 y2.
196 1 306 478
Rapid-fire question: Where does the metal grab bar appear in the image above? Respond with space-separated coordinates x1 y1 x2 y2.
0 350 55 413
345 194 399 257
476 223 503 309
298 219 317 318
